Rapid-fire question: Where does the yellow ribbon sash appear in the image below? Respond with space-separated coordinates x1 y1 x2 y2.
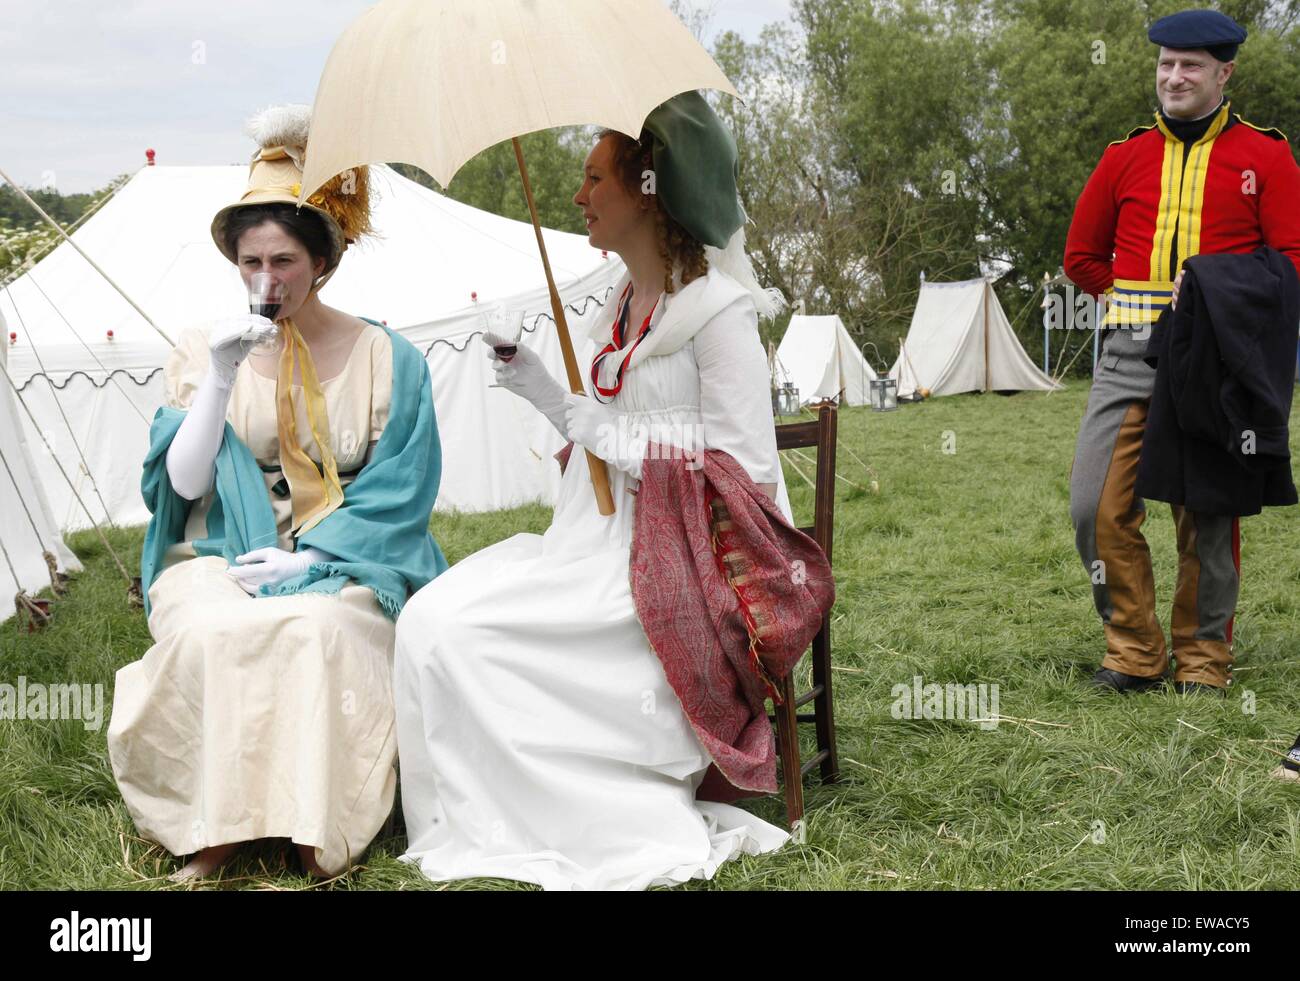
276 317 345 535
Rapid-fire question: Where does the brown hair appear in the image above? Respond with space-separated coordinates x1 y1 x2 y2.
224 203 332 268
597 129 708 295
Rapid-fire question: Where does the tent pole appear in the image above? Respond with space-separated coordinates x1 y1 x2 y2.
982 280 991 393
897 335 920 395
1094 300 1102 370
1042 273 1050 375
1093 325 1099 370
0 165 175 346
511 139 614 517
1043 303 1050 375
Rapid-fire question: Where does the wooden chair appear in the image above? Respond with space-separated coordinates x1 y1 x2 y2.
771 399 840 828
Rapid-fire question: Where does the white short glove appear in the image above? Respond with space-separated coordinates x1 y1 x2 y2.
209 314 279 387
482 332 570 437
227 546 333 595
563 393 647 479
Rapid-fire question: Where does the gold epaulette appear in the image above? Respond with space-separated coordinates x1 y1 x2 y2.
1233 114 1288 142
1107 123 1156 148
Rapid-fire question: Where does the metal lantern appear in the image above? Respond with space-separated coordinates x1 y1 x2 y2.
869 377 898 412
774 382 800 417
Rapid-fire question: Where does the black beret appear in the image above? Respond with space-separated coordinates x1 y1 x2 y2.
1149 8 1247 61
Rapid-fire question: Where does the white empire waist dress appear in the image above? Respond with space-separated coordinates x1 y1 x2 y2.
392 277 795 890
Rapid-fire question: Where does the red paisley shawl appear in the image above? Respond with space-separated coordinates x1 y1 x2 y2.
629 444 835 799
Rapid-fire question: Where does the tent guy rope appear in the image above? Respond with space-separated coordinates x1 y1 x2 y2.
4 287 125 523
0 163 175 345
0 443 65 593
10 275 155 424
0 357 133 585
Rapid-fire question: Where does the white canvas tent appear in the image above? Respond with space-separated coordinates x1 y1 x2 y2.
1 164 624 529
0 314 82 620
889 278 1061 397
774 314 876 406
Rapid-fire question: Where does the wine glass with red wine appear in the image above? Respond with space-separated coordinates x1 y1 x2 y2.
486 305 525 388
246 272 285 357
488 304 524 361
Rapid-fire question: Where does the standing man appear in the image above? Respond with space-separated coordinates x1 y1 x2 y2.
1065 9 1300 694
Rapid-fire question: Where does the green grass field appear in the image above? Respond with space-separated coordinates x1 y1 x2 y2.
3 378 1299 890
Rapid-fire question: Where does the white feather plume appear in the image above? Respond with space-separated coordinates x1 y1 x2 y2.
245 104 312 149
705 224 787 321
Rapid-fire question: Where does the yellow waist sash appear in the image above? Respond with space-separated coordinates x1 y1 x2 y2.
276 318 345 536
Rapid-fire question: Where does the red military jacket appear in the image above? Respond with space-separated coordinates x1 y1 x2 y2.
1064 100 1300 326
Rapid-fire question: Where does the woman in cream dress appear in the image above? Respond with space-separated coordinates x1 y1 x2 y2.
108 106 445 881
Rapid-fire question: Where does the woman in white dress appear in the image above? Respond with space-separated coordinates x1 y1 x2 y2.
108 106 447 881
393 92 804 890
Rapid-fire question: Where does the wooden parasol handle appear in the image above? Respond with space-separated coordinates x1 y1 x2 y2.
512 138 615 516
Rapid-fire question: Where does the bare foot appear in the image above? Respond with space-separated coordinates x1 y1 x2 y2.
1270 764 1299 783
169 842 241 883
296 843 333 879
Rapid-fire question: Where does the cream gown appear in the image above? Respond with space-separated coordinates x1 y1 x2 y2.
108 322 401 875
393 274 794 890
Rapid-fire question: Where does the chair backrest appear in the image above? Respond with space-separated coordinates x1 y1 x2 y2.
774 400 837 563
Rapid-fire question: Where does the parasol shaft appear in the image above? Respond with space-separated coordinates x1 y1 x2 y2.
511 138 615 517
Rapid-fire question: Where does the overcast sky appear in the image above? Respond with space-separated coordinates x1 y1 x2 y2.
0 0 794 195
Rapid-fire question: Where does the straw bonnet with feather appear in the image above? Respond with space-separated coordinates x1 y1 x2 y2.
211 104 373 292
207 104 376 537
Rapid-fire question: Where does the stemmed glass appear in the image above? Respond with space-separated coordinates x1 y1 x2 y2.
485 304 525 388
245 272 285 357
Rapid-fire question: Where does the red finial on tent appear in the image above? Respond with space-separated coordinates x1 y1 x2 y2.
8 332 15 344
601 250 608 259
106 329 115 340
146 148 156 166
470 291 478 302
381 320 388 326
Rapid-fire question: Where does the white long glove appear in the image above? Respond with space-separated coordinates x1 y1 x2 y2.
482 332 570 438
166 315 279 501
227 545 334 595
563 393 649 479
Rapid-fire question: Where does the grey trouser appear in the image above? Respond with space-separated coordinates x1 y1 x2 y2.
1068 327 1240 687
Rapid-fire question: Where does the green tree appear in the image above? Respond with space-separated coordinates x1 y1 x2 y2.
0 174 129 288
979 0 1298 368
785 0 990 347
392 127 592 235
785 0 1299 375
0 184 100 230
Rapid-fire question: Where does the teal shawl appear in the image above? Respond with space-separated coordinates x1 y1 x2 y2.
140 321 447 620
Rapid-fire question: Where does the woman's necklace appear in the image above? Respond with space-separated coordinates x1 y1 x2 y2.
590 283 659 403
